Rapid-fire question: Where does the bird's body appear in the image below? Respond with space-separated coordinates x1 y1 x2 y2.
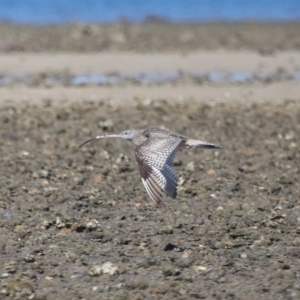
79 126 222 204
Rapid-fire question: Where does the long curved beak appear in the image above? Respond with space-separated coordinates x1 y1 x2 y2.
79 134 120 148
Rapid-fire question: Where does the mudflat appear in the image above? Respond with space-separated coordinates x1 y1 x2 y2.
0 22 300 300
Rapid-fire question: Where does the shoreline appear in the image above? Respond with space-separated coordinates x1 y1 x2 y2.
0 22 299 107
0 50 299 107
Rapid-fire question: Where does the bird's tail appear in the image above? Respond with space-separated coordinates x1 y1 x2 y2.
184 139 223 149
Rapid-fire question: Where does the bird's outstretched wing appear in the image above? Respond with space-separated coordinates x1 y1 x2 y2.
135 137 181 204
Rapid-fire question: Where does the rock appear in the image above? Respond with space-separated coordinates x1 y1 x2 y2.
193 265 207 273
181 249 193 258
163 267 181 277
86 219 100 230
185 161 195 172
157 225 173 235
98 120 114 131
89 262 119 276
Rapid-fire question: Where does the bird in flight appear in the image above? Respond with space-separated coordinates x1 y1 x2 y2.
79 126 222 205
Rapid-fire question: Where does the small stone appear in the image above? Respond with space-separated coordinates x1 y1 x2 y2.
41 220 52 230
23 254 35 263
193 265 207 273
99 150 110 160
206 169 216 176
101 262 119 275
178 177 185 186
185 161 195 172
240 253 247 258
86 219 99 229
138 241 148 251
98 120 114 131
89 266 102 276
4 261 17 274
20 151 30 157
285 132 295 140
55 216 66 228
45 276 53 281
116 153 129 164
158 225 173 235
28 293 35 300
41 180 49 186
43 187 58 194
163 267 181 276
89 262 119 276
39 170 49 178
181 249 193 258
258 186 266 191
115 283 124 289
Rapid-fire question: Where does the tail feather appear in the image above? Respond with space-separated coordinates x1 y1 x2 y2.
184 139 223 149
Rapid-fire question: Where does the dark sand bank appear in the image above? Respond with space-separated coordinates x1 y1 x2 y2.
0 99 300 299
0 22 299 53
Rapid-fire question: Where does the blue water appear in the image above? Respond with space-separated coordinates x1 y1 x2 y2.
1 71 300 86
0 0 299 24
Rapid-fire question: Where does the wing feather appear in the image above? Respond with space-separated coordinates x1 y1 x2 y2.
162 164 178 199
135 137 181 204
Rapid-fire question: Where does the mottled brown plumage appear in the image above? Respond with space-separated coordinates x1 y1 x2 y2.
79 126 222 204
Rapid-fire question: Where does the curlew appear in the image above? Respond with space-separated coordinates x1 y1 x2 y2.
79 126 222 205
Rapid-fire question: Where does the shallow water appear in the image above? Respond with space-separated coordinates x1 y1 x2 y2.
0 70 299 87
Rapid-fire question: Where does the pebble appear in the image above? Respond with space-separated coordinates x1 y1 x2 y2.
193 266 207 273
89 262 119 276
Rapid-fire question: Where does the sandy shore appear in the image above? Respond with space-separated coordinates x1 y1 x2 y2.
0 51 299 106
0 82 298 107
0 22 299 107
1 51 299 74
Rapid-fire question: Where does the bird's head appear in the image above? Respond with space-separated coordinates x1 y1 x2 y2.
117 129 139 141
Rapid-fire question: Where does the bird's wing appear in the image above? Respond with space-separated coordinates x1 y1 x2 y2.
135 137 181 204
165 150 177 166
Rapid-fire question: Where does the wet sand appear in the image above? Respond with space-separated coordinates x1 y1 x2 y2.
0 82 299 107
1 51 300 74
0 22 300 300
